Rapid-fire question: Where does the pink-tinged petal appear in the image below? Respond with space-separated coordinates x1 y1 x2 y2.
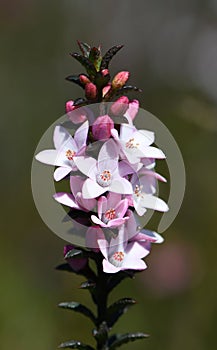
106 192 122 209
110 177 133 195
53 125 72 149
110 128 119 141
35 149 59 166
120 123 136 141
122 256 147 271
73 156 97 179
67 107 88 124
98 159 118 175
135 230 164 244
91 215 107 227
125 210 139 236
54 167 71 181
119 160 142 177
76 193 96 211
98 139 119 164
98 196 107 219
139 169 167 182
107 217 128 227
97 239 109 260
82 178 106 199
114 199 129 217
142 146 166 159
140 195 169 212
103 259 121 273
74 121 89 150
124 99 139 122
142 158 156 169
53 192 79 209
70 176 84 197
125 241 150 259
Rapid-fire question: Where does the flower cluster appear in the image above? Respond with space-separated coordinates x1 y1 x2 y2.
35 42 168 275
36 106 168 274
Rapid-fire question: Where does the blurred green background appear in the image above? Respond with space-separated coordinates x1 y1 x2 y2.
1 1 217 349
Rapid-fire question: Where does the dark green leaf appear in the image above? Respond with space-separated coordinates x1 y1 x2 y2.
108 332 149 350
116 85 142 95
65 75 84 88
77 41 91 58
79 280 96 290
107 298 136 327
58 302 96 324
58 340 94 350
73 98 88 107
64 248 85 259
70 53 96 76
100 45 124 69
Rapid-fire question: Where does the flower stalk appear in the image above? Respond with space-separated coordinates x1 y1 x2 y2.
36 41 169 350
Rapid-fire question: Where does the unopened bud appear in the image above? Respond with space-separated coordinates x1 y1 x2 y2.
110 96 129 116
65 100 74 113
126 99 139 121
102 83 111 97
79 74 91 85
112 71 130 89
92 115 114 141
101 69 109 77
85 83 97 100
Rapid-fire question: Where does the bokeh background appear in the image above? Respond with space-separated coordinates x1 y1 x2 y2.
1 1 217 349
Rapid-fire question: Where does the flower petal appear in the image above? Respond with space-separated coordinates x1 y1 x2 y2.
74 156 97 179
74 121 89 150
54 167 71 181
110 177 133 195
139 195 169 212
53 125 72 149
35 149 59 166
53 192 79 209
82 178 106 199
102 259 121 273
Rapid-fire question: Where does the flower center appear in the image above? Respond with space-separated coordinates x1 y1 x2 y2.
109 251 125 267
96 170 112 187
125 138 139 149
65 149 76 160
103 208 116 223
134 184 144 197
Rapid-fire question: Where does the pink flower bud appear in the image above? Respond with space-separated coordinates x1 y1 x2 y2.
79 74 91 85
65 100 74 113
92 115 114 141
66 100 88 124
64 245 88 272
85 83 97 100
102 83 111 97
101 69 109 77
110 96 129 116
112 71 130 89
127 99 139 121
